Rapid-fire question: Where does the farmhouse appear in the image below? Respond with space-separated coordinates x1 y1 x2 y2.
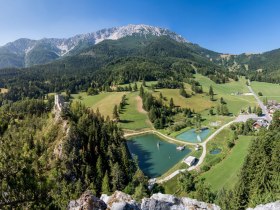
183 156 197 166
253 119 269 130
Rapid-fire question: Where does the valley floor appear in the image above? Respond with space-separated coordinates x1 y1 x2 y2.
68 74 263 192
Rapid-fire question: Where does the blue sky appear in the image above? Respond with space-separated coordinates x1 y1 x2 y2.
0 0 280 54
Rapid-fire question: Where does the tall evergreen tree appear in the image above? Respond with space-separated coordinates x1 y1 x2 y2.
101 171 111 195
113 105 119 121
133 83 138 91
209 85 214 101
169 97 174 109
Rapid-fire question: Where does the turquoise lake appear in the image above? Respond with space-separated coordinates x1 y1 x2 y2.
126 134 191 178
176 128 210 143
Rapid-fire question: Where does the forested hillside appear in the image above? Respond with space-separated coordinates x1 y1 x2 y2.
0 99 139 209
0 35 233 103
216 111 280 209
211 49 280 83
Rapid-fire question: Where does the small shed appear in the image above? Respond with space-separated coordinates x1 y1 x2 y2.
183 156 197 166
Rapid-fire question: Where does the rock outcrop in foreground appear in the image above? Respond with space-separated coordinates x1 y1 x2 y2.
246 200 280 210
68 191 221 210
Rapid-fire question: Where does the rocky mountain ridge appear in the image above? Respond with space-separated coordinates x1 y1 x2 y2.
0 24 187 68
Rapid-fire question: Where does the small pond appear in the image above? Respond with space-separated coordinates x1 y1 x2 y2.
210 148 222 155
126 134 191 178
176 128 210 143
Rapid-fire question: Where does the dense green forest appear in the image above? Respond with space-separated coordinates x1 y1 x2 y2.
0 99 142 209
0 35 235 103
215 111 280 209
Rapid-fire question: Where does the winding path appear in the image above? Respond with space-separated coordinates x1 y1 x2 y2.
247 82 272 122
156 120 235 183
125 83 268 184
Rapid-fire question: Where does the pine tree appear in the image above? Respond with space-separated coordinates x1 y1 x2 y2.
102 171 110 194
133 83 138 91
209 85 214 101
195 113 202 130
113 105 119 121
159 92 163 99
177 171 195 193
169 97 174 109
111 162 125 191
142 79 146 87
256 107 263 116
179 87 188 98
128 84 132 92
133 183 148 201
139 85 144 98
248 106 252 114
96 156 103 179
220 97 226 104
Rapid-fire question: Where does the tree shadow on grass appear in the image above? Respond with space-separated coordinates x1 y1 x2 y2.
119 119 134 123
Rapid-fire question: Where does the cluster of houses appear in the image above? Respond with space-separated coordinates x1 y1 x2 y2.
253 119 269 130
266 100 280 116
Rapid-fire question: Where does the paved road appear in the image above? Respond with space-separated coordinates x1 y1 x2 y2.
156 120 235 184
247 83 272 122
155 113 266 184
127 84 269 184
126 114 263 184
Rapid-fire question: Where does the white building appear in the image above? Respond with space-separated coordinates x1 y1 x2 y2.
183 156 197 166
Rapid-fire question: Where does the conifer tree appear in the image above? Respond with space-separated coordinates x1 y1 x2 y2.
139 85 144 98
169 97 174 109
113 105 119 121
133 83 138 91
209 85 214 101
102 171 110 194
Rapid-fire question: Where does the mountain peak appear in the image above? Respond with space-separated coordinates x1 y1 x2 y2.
89 24 188 44
0 24 188 68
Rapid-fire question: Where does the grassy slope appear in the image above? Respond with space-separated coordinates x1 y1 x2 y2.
153 86 215 112
201 128 234 169
119 92 152 130
201 135 252 191
72 91 152 130
72 92 127 118
251 81 280 102
195 74 257 115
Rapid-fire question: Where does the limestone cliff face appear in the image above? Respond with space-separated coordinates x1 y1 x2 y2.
68 191 221 210
68 191 280 210
246 201 280 210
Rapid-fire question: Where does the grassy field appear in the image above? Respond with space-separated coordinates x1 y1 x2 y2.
195 74 257 115
153 75 256 137
119 92 152 130
162 128 234 195
72 92 127 118
72 91 152 130
201 135 252 191
201 128 233 169
251 81 280 102
69 75 257 133
153 87 215 112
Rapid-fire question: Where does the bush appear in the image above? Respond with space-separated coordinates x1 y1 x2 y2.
227 141 235 148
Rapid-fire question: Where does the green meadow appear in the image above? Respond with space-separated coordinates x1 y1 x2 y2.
251 80 280 102
201 135 252 191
